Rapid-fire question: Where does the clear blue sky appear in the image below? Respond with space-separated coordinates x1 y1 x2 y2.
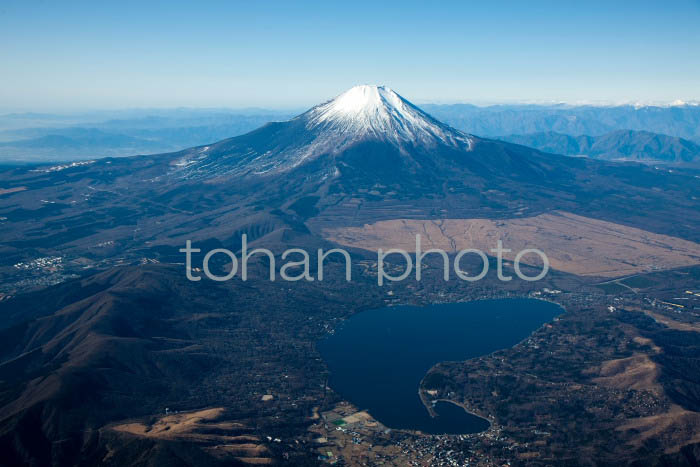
1 0 699 111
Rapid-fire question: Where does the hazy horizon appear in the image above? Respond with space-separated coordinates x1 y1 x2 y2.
2 95 699 115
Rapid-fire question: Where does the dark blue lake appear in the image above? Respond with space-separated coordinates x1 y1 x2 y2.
317 298 562 434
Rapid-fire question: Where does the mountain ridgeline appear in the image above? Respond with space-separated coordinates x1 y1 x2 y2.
423 102 700 141
500 130 700 163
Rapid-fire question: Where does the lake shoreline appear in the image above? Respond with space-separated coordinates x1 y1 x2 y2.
417 295 566 433
318 297 564 434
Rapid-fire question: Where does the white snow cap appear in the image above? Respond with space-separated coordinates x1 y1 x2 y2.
318 85 405 116
305 85 470 146
171 85 473 178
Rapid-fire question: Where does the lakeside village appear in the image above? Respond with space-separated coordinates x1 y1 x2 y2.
294 283 699 465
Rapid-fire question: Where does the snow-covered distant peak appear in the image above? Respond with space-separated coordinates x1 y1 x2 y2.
303 85 471 147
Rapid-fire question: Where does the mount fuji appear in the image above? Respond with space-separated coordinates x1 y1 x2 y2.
156 84 573 213
169 85 474 178
0 85 698 257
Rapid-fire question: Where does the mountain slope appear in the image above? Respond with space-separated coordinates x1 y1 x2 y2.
0 264 351 465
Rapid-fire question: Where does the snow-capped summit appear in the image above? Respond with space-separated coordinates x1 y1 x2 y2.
303 85 471 147
171 85 474 178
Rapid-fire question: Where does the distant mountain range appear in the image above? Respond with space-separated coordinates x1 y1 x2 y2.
499 130 700 164
0 111 295 162
0 128 165 160
1 103 700 163
424 103 700 141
